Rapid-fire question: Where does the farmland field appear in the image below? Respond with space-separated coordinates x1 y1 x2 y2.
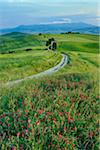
0 33 99 150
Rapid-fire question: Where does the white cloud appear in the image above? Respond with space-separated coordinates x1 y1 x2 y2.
62 18 72 23
40 19 72 25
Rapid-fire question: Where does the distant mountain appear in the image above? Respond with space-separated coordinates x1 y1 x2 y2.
0 22 99 35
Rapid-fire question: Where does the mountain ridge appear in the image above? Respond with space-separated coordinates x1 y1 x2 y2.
0 22 99 35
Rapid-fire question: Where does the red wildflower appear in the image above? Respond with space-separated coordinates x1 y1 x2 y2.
20 145 23 150
71 98 75 102
88 132 93 137
58 111 63 117
28 124 30 128
38 109 44 114
2 113 5 117
7 124 10 127
80 94 84 100
30 102 33 108
64 138 69 144
67 114 70 123
46 112 50 116
67 83 71 88
52 112 54 115
17 132 20 137
64 126 66 132
73 126 77 131
59 134 62 138
52 118 56 121
22 101 25 106
16 109 20 113
12 147 17 150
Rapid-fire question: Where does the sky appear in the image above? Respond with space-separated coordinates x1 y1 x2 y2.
0 0 99 29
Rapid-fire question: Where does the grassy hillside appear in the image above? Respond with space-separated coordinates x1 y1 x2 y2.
0 33 99 54
47 34 99 53
56 51 99 76
0 50 61 83
0 33 99 149
0 32 44 53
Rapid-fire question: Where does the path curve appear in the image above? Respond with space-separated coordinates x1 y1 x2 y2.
5 54 68 86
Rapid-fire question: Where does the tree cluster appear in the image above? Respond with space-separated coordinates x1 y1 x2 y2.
46 38 57 51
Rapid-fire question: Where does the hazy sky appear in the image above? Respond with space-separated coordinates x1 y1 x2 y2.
0 0 99 28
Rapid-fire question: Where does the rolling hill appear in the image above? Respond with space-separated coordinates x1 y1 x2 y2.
0 32 99 54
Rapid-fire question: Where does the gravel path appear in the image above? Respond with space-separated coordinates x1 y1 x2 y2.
5 53 68 86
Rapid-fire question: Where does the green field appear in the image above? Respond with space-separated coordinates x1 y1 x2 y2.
0 33 99 54
0 50 61 83
0 33 99 149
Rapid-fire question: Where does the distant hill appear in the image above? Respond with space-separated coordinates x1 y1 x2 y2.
0 22 99 35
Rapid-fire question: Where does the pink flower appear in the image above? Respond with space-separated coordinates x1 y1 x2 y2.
7 124 10 127
28 118 31 123
25 130 28 134
59 134 62 138
17 132 20 137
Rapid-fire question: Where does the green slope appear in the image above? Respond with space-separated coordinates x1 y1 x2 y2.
0 33 99 54
0 50 61 83
0 32 44 53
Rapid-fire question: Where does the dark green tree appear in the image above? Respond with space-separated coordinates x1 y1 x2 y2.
52 41 57 50
46 38 57 50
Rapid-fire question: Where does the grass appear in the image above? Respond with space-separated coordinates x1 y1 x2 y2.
0 33 99 149
0 33 99 54
0 32 44 53
56 51 99 76
0 50 61 83
58 41 99 53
